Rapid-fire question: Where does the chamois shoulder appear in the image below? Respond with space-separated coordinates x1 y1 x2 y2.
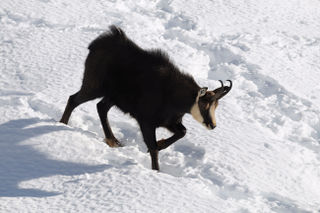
150 49 170 61
150 49 196 82
147 49 173 67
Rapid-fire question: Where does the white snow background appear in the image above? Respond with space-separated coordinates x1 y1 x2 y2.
1 0 320 212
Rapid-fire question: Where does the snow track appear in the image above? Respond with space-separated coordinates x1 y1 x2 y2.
1 0 320 212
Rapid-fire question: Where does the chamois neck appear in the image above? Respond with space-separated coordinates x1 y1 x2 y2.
186 85 200 114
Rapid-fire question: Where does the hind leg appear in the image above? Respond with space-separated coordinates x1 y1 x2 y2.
60 49 104 125
97 97 122 147
60 89 100 124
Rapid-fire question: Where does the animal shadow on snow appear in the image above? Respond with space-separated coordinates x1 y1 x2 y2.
0 118 109 197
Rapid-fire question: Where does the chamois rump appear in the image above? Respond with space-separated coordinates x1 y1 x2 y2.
60 25 232 171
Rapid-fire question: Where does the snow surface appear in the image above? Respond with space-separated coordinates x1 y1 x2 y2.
1 0 320 212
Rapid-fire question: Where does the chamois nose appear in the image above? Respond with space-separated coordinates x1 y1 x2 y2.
208 123 216 130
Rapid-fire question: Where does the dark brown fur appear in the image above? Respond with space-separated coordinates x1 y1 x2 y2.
60 25 232 170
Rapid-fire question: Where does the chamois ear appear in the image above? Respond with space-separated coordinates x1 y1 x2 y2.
199 87 208 97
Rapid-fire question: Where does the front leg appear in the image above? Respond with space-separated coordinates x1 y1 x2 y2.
139 122 159 170
158 122 186 151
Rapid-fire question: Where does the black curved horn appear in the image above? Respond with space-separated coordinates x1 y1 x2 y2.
213 80 233 100
212 80 225 98
219 80 224 88
226 80 232 90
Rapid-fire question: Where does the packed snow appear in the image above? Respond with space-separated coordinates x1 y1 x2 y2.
1 0 320 212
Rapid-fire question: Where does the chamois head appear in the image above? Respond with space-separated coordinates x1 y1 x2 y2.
191 80 232 130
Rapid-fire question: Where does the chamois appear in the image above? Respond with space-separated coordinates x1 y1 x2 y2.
60 25 232 170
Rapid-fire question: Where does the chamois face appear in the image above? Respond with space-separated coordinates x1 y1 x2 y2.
191 81 232 130
191 91 218 130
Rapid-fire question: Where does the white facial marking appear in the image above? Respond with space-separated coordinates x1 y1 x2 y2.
209 103 217 127
191 90 204 124
191 102 204 124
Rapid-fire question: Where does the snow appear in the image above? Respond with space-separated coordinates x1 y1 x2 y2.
1 0 320 212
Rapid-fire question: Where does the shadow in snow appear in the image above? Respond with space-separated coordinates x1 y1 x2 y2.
264 192 312 213
0 118 109 197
